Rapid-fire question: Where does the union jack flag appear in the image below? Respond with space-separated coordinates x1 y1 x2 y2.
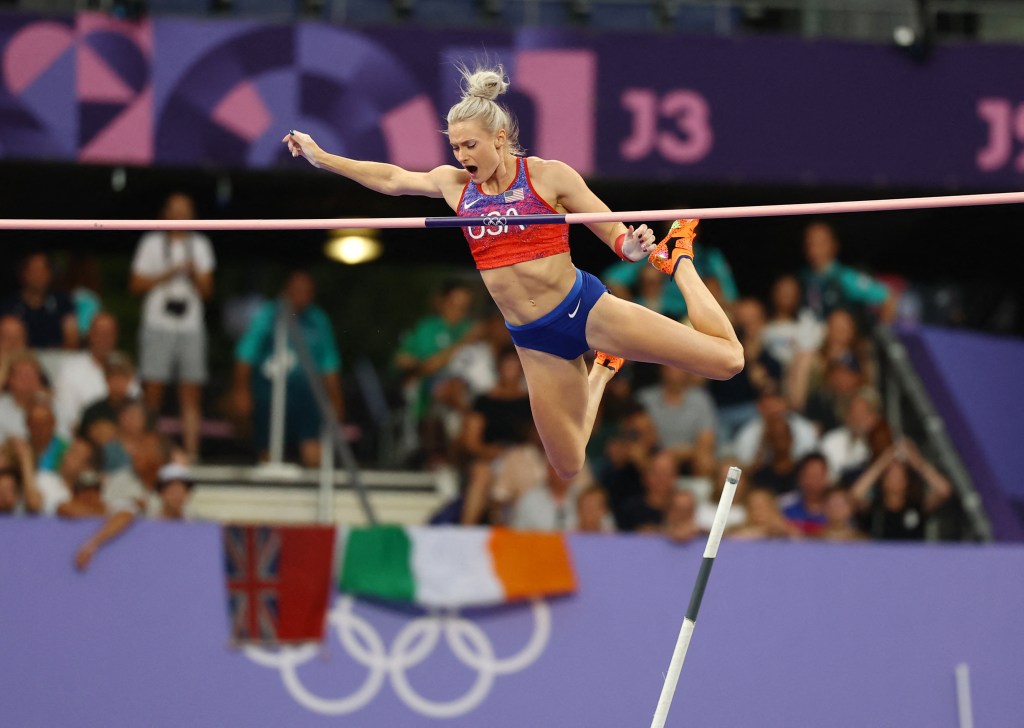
503 188 525 203
225 525 282 643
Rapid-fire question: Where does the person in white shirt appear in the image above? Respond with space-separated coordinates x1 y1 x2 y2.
53 312 137 438
129 192 215 462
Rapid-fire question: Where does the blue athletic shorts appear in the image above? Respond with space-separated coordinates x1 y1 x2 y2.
506 268 608 360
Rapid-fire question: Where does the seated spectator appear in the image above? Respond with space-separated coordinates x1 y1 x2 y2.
103 431 169 517
233 269 344 467
509 460 582 531
78 351 138 447
819 486 868 541
74 454 188 571
25 398 67 473
801 354 865 436
0 315 28 390
60 251 104 341
848 437 953 541
730 386 820 472
574 484 615 534
57 466 106 520
708 296 784 451
0 351 51 443
787 306 876 416
779 452 832 537
663 488 701 542
635 365 717 479
0 250 78 350
457 345 533 525
616 449 678 533
53 312 129 437
393 279 481 466
760 273 823 371
798 219 896 326
153 462 195 520
596 404 660 526
819 386 886 485
725 487 802 540
443 308 512 402
748 412 799 496
0 437 44 515
99 399 156 474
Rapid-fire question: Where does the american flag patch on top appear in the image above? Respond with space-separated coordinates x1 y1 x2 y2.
503 188 525 203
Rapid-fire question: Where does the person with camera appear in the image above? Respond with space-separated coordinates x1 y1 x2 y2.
129 191 215 463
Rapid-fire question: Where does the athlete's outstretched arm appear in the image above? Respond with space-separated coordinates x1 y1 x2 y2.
283 131 465 198
538 159 656 261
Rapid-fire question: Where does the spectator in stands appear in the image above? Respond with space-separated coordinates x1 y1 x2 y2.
233 269 344 467
819 386 886 485
779 452 832 537
725 486 802 540
748 412 799 496
57 466 106 520
596 404 660 526
60 251 104 341
457 344 533 524
0 437 44 515
787 306 876 417
74 443 180 570
78 351 138 448
603 222 738 322
635 365 717 479
53 312 128 437
0 315 28 391
819 486 868 541
0 352 50 444
708 296 784 451
153 462 195 520
509 460 582 531
574 484 615 533
443 308 512 402
393 279 481 465
129 191 216 462
0 251 78 350
760 273 824 371
799 220 896 325
849 437 953 541
663 488 701 542
800 354 865 437
730 386 820 473
26 398 66 473
616 449 678 532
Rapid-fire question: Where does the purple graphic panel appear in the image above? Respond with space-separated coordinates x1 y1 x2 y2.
2 519 1023 727
1 13 1023 188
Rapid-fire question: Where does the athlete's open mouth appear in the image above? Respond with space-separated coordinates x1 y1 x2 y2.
465 165 478 174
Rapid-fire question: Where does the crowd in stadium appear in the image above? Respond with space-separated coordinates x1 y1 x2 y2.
0 184 959 554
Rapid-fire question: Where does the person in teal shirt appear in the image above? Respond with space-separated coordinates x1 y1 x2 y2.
799 220 896 326
233 270 344 467
603 239 739 320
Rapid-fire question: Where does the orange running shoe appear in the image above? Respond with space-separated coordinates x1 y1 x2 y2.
594 351 625 375
648 219 699 275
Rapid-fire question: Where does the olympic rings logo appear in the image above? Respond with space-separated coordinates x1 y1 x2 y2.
244 595 551 718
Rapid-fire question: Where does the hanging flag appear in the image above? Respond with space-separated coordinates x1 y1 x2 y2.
223 524 335 645
338 525 577 609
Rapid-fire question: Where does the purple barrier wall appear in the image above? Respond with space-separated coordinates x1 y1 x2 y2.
1 12 1024 188
900 325 1024 541
2 518 1023 727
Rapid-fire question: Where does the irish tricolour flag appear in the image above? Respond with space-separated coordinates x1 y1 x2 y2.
339 525 577 609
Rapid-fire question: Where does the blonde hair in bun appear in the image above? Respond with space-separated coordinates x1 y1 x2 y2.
446 61 523 155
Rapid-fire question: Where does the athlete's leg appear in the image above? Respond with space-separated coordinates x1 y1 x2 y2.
515 346 593 481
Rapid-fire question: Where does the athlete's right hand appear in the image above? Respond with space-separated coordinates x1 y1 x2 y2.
283 130 321 168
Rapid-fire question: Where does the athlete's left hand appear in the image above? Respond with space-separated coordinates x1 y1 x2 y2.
619 224 657 262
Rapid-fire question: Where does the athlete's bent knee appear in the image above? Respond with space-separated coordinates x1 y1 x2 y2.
551 452 586 482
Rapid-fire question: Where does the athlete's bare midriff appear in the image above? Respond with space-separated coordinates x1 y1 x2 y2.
478 252 579 326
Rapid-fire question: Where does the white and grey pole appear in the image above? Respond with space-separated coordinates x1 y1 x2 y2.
650 466 742 728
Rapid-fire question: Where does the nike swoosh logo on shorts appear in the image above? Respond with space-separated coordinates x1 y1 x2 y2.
568 299 582 318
